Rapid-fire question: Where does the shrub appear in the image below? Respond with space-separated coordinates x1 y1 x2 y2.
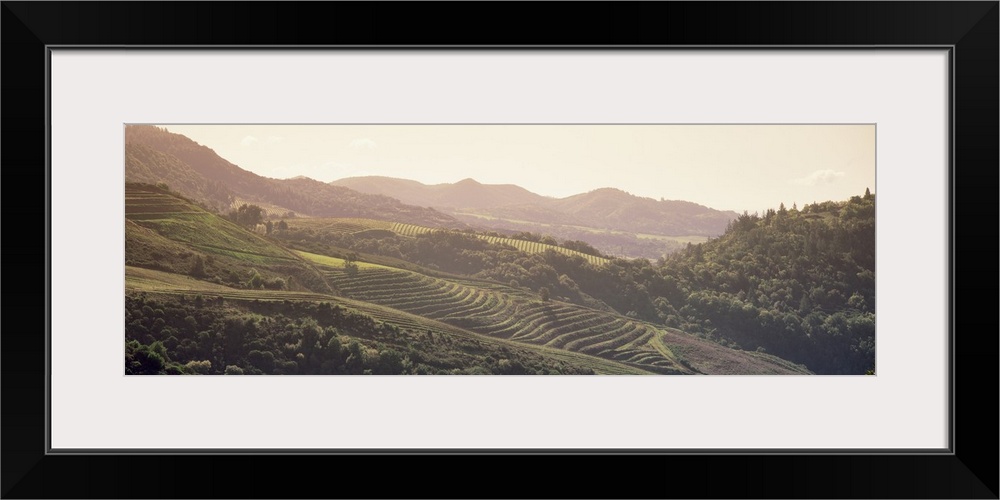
185 360 212 374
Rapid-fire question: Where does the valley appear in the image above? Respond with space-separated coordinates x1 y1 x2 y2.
124 125 875 375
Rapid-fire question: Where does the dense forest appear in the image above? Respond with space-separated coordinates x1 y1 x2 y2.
657 193 875 374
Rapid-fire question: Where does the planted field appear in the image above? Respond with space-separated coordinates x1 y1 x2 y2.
124 189 811 375
290 218 395 233
128 188 293 261
289 217 610 266
477 235 608 266
125 266 649 375
125 185 332 294
295 249 809 374
294 250 807 374
125 192 202 215
389 221 438 237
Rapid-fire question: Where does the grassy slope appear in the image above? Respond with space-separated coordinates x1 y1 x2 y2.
126 184 332 293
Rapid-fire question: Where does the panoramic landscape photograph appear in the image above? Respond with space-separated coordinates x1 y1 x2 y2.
125 124 875 375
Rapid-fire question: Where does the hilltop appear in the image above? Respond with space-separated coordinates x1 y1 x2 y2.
331 176 736 237
331 176 550 209
658 194 877 374
125 125 462 228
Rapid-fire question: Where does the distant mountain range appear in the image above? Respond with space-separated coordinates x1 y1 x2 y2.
332 176 738 237
124 126 462 228
124 125 737 250
331 176 549 210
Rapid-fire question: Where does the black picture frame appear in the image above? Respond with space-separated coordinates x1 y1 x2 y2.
3 2 996 498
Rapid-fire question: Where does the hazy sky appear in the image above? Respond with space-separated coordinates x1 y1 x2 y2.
162 124 875 213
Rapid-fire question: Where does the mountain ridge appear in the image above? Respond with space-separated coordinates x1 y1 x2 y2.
331 175 551 210
332 175 738 237
124 126 463 228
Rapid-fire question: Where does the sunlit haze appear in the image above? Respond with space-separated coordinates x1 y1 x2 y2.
162 124 875 213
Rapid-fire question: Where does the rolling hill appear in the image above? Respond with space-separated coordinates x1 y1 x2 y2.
124 184 810 375
330 176 738 237
281 217 610 266
331 176 551 209
125 125 462 228
296 250 808 375
329 175 738 259
121 127 863 375
543 187 737 236
126 183 332 293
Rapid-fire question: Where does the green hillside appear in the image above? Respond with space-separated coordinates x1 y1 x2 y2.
658 194 876 374
126 183 331 293
125 273 644 375
123 185 656 375
282 217 610 266
123 126 864 376
124 184 809 375
269 193 875 374
296 250 809 375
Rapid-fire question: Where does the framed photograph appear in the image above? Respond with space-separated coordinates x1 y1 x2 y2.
4 2 996 498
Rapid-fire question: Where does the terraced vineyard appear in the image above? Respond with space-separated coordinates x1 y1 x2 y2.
390 221 435 237
289 218 394 233
477 234 607 266
126 190 204 217
288 217 610 266
125 266 650 375
125 187 811 376
129 188 295 262
126 184 332 294
296 250 807 375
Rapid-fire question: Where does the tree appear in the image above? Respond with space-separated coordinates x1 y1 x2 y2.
125 341 165 375
265 220 274 234
539 286 551 302
344 252 359 276
246 269 264 289
189 255 206 278
277 220 289 231
228 204 264 228
185 360 212 374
